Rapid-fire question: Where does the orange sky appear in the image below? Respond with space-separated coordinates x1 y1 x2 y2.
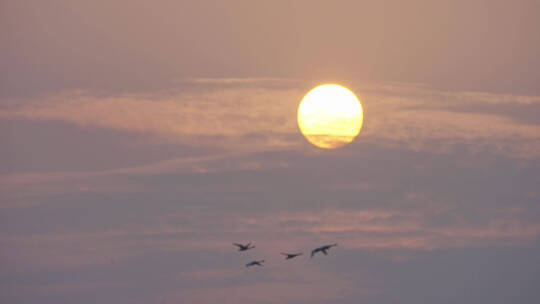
1 1 540 303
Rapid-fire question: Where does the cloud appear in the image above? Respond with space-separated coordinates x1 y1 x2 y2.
355 82 540 158
3 205 536 274
1 79 539 303
3 79 539 212
0 85 305 154
2 79 539 164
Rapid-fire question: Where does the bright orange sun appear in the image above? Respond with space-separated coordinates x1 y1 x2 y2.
297 84 363 149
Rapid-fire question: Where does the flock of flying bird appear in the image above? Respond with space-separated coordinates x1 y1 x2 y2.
232 242 338 267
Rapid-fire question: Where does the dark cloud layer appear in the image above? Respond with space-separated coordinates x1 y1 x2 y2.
2 100 539 302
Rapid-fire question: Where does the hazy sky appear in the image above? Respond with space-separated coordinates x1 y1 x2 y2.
1 1 540 303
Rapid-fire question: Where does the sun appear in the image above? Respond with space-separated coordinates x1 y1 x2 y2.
297 84 363 149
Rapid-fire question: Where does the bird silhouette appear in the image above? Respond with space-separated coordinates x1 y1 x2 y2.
233 242 255 251
246 260 265 267
311 243 337 258
280 252 303 260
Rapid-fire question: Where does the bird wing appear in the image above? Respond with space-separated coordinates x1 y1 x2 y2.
322 249 328 255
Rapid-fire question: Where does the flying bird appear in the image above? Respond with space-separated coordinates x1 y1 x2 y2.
281 252 303 260
246 260 265 267
233 242 255 251
311 243 338 258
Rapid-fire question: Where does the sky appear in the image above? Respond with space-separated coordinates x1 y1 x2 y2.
1 1 540 303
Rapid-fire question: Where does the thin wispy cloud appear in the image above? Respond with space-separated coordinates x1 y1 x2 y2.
2 80 539 164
